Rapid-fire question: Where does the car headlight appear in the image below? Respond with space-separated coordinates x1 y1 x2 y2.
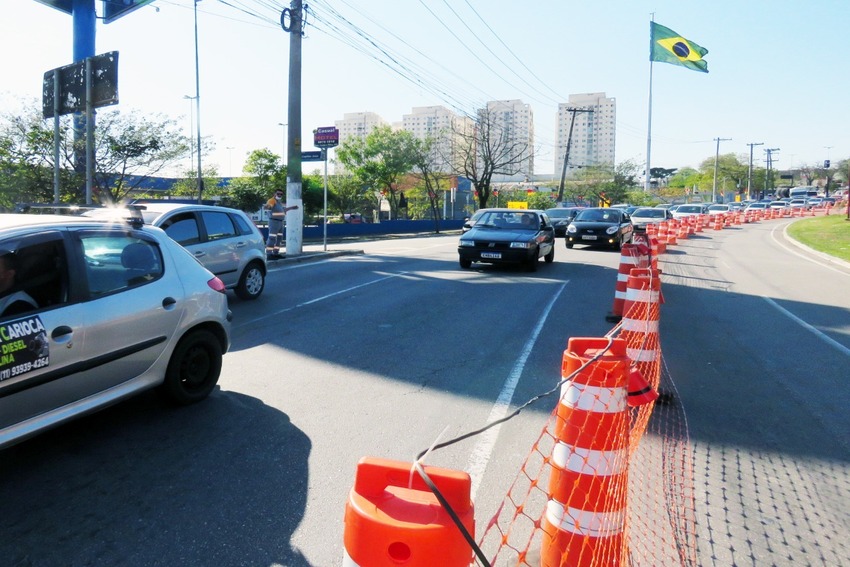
510 242 533 249
567 225 577 233
606 226 619 235
459 240 474 247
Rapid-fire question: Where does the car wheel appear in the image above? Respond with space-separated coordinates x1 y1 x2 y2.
526 256 539 272
236 261 265 300
459 257 472 269
544 247 555 263
160 330 223 405
565 242 574 249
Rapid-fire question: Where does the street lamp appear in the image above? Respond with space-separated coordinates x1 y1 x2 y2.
193 0 203 203
182 95 196 175
226 146 234 177
712 137 731 203
278 122 287 165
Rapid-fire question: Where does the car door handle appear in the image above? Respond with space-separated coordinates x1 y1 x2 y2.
194 251 206 257
235 241 246 248
162 297 177 309
51 326 73 339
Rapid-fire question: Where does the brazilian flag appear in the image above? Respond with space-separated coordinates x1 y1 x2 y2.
650 21 709 73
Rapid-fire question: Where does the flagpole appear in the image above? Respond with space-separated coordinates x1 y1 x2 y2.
645 18 654 192
645 61 653 191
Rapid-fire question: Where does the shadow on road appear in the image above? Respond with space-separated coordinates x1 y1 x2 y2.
0 389 311 566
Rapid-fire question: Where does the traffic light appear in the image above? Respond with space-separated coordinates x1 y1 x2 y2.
824 159 831 169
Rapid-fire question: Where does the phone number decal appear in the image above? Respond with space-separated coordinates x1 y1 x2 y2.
0 316 49 382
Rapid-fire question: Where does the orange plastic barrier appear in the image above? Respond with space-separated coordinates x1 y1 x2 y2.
343 457 473 567
541 337 631 567
620 268 662 408
606 245 648 323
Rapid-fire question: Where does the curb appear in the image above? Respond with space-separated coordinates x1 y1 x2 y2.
266 249 364 264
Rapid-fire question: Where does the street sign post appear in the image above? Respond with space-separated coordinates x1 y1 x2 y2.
301 150 326 162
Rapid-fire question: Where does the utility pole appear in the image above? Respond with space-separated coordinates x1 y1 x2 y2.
712 137 731 203
282 1 303 255
764 148 780 197
193 0 204 203
556 107 592 203
747 142 763 200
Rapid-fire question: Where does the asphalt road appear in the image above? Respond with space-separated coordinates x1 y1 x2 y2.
659 219 850 566
1 223 848 566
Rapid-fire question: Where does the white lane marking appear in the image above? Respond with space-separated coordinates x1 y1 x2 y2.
234 272 406 329
763 297 850 357
466 281 569 500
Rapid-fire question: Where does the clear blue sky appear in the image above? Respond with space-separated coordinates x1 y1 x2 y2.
2 0 848 181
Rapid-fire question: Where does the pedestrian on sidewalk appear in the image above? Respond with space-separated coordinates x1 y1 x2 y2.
265 190 298 256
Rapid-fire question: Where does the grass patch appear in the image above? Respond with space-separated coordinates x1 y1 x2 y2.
787 213 850 263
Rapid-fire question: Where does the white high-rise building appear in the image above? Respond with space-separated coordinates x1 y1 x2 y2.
555 93 616 177
486 99 534 182
401 105 471 173
334 111 388 145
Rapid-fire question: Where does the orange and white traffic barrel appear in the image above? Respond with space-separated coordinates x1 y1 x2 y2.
541 337 631 567
619 268 662 405
343 457 474 567
606 244 647 323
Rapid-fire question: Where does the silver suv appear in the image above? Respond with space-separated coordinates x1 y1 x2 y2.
0 214 231 450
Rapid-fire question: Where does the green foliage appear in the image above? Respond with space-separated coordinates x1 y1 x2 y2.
328 174 371 217
787 214 850 262
336 125 419 219
0 100 190 206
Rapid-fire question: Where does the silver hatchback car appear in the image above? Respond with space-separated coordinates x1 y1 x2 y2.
137 203 267 300
0 214 231 450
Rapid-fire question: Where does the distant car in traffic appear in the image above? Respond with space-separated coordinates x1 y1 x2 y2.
545 207 584 237
707 204 730 215
672 204 708 219
566 207 634 250
458 209 556 271
630 207 673 232
0 213 231 450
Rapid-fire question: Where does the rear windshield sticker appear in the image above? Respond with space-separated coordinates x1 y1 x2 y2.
0 316 49 382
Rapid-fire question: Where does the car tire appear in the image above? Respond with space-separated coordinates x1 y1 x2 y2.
160 330 223 405
459 257 472 269
544 247 555 263
236 261 265 300
526 256 539 272
565 242 574 249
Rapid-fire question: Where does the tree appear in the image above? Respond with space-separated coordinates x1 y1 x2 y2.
698 153 748 198
649 167 677 187
336 125 418 220
0 99 190 207
93 110 190 203
328 174 371 219
409 135 453 232
451 106 532 209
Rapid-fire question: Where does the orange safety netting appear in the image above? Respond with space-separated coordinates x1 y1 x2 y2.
474 275 697 567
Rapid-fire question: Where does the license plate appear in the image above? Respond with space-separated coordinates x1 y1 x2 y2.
581 235 598 240
481 252 501 259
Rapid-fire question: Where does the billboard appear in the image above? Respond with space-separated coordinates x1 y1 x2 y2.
104 0 156 24
42 51 119 118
